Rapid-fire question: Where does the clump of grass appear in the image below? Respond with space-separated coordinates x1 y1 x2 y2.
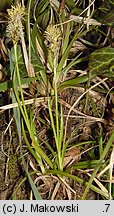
1 0 114 200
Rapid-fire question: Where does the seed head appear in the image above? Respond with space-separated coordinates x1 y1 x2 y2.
6 3 25 44
44 24 61 58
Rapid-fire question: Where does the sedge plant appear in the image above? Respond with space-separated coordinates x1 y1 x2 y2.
5 1 113 199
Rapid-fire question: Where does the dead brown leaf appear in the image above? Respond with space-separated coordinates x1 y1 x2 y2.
63 147 81 168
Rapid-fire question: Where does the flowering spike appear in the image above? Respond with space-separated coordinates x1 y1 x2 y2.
6 3 25 44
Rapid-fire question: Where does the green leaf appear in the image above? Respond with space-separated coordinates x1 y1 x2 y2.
57 28 88 72
10 45 44 78
82 131 114 199
26 170 42 200
66 0 83 15
34 0 50 29
31 17 47 59
35 0 49 16
0 77 38 92
58 75 88 92
68 160 104 170
37 8 51 29
62 22 71 55
9 48 21 144
89 47 114 78
12 91 21 144
94 0 114 26
47 169 109 199
66 0 76 8
10 45 27 78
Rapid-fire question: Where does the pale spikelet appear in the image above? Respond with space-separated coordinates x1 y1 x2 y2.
44 24 61 57
45 24 61 44
6 3 25 44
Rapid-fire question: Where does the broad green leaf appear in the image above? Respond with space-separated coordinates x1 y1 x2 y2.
11 45 44 77
10 45 27 78
31 51 44 72
89 47 114 78
0 77 38 92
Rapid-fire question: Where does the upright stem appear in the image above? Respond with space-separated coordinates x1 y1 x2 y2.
54 56 62 170
14 44 45 173
14 43 29 123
